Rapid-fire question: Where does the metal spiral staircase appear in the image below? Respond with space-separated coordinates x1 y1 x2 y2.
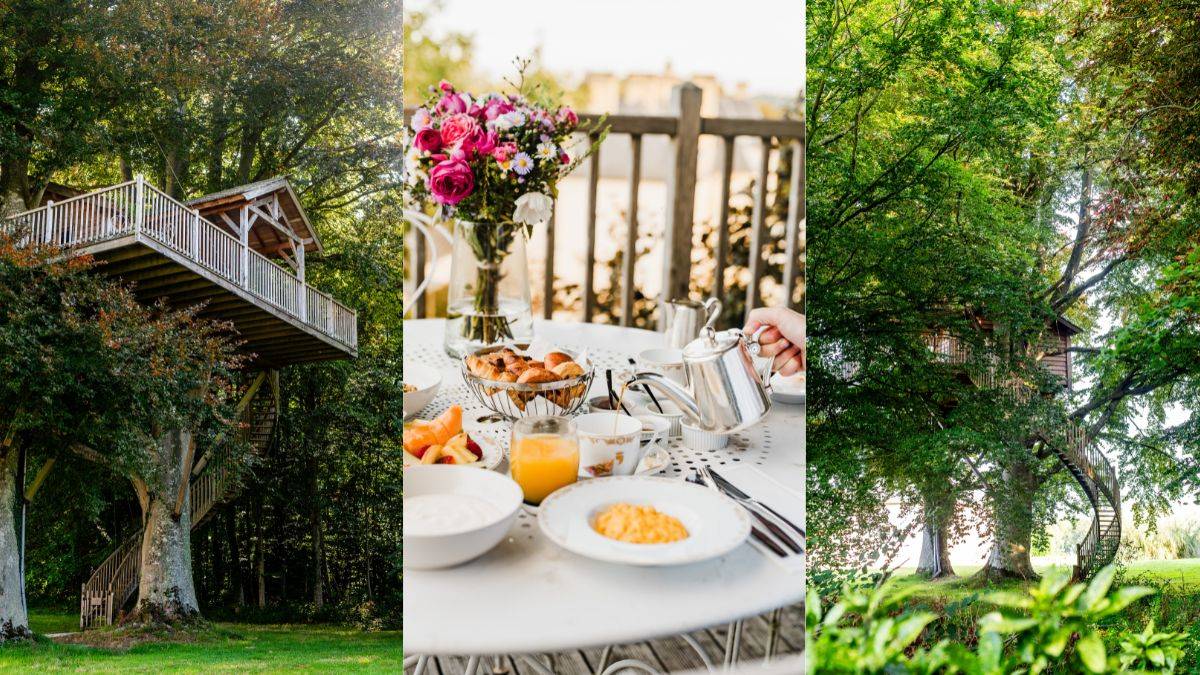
79 372 279 628
925 334 1121 579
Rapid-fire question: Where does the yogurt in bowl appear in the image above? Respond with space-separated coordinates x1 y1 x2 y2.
404 465 523 569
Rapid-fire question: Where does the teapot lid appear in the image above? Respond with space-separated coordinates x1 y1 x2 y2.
683 326 740 359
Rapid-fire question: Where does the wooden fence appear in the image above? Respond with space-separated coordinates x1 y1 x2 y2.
408 83 804 328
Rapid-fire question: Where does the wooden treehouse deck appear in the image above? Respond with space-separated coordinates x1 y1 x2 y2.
4 177 357 366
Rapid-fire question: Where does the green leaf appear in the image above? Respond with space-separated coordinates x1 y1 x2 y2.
1078 565 1116 611
1076 632 1106 673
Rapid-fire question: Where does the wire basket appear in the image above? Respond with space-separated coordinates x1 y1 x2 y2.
460 347 594 420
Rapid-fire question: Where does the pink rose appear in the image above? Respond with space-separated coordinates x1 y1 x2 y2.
438 80 454 93
484 98 514 121
559 151 571 164
413 128 443 153
474 130 498 156
556 107 578 126
492 141 518 162
440 113 481 149
437 93 467 115
427 159 475 206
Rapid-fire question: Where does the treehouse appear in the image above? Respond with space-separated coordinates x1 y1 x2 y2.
925 315 1081 391
5 175 357 366
3 176 357 627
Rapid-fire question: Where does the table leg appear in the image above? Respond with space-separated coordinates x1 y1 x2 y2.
519 654 558 675
722 620 744 670
765 608 783 662
492 655 511 674
412 655 429 675
594 645 614 674
464 655 481 675
599 660 662 675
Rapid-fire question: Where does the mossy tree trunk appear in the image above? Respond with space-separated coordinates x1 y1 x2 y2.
132 429 200 623
976 460 1041 582
0 450 30 642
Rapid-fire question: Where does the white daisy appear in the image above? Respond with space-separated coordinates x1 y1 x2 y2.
536 142 557 161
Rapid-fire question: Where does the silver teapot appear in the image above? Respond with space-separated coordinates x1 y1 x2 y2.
628 326 772 433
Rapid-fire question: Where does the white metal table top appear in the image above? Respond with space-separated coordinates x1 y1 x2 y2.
403 319 804 656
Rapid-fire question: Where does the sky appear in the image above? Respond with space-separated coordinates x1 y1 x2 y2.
407 0 805 97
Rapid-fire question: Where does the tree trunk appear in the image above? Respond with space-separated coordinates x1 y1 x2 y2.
0 451 30 642
916 508 956 579
226 504 244 606
976 461 1041 582
133 430 200 623
254 496 266 609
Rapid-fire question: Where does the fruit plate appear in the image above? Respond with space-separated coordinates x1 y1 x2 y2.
538 476 750 566
404 432 504 471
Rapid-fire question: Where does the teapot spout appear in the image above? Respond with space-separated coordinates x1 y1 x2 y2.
626 372 703 425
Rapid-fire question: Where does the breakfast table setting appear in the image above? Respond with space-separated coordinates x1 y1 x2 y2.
402 316 805 675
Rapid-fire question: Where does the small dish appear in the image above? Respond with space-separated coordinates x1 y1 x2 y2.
770 372 805 405
682 421 729 450
403 465 523 569
538 476 750 566
403 362 442 420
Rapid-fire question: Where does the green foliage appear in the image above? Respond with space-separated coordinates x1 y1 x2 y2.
807 565 1190 674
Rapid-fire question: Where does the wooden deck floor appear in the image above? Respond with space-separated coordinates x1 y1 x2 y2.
407 603 803 674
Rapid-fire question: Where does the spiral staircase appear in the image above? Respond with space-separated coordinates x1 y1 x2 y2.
924 334 1121 579
79 371 279 628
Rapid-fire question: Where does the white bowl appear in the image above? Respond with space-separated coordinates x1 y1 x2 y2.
403 465 522 569
404 362 442 420
682 421 729 450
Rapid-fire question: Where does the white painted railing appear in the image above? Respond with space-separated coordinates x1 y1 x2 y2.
3 176 357 350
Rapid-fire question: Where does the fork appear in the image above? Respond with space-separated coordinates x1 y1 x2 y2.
687 471 790 557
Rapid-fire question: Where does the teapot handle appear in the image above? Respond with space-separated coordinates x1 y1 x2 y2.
746 325 774 387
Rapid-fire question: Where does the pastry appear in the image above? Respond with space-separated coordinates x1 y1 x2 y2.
544 351 573 369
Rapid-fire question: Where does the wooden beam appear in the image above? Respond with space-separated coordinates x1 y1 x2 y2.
660 83 703 328
23 458 55 502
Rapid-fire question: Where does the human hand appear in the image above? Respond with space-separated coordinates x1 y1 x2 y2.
745 307 805 377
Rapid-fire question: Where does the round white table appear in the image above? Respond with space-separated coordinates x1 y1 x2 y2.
403 319 804 665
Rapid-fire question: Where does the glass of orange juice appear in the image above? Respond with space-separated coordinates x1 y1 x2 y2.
510 416 579 505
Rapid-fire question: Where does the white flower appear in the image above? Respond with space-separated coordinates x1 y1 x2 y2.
405 147 424 184
513 192 553 227
536 142 557 161
411 108 432 132
492 110 527 131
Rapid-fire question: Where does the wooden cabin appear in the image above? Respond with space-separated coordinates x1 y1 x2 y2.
5 175 356 367
926 315 1081 391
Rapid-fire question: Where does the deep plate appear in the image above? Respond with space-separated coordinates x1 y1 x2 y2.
538 476 750 566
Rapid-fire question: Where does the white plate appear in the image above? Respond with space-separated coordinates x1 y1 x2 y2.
404 362 442 420
403 432 504 471
538 476 750 566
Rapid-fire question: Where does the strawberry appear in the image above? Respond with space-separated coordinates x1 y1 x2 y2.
466 437 483 459
411 445 430 459
436 455 455 464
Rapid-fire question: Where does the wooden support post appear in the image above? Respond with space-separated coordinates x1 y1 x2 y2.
583 139 602 322
542 205 556 320
191 210 201 259
44 200 55 244
783 138 804 310
660 83 702 330
133 175 144 232
23 458 55 502
746 138 772 314
239 205 250 286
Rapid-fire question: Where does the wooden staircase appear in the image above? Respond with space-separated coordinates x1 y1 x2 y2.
925 334 1122 579
79 372 279 628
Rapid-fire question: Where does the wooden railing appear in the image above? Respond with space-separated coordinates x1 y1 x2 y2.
3 177 357 350
925 332 1122 577
407 82 805 329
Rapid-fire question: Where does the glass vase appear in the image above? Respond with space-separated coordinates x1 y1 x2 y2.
443 219 534 357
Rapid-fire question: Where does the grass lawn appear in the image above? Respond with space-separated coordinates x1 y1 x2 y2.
887 558 1200 603
0 609 401 673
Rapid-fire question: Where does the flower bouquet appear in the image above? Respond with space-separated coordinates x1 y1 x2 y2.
407 73 604 356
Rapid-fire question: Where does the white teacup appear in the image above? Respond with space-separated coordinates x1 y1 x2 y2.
636 348 688 387
575 412 644 477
